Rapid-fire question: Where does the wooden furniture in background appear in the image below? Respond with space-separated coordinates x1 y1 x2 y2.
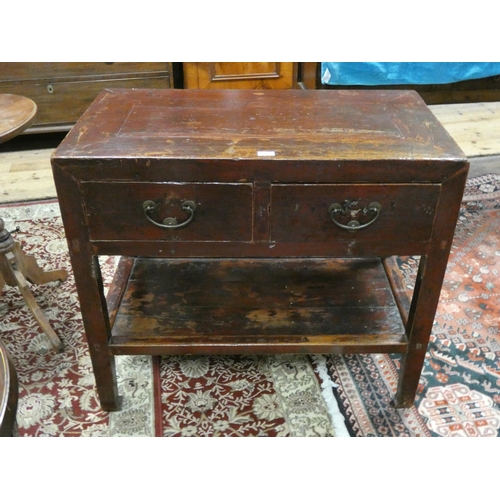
0 63 173 133
0 94 68 351
308 62 500 103
183 62 298 89
52 89 468 411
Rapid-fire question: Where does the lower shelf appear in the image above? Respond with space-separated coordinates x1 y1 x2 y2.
106 257 409 355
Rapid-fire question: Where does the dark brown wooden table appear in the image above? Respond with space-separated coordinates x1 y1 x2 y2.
51 89 469 411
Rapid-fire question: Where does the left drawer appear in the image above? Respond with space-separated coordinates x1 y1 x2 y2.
0 63 172 132
81 182 253 242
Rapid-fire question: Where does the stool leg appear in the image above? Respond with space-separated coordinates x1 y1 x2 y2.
12 241 68 285
1 251 63 352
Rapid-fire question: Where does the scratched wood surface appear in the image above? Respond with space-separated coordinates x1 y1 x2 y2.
53 89 465 162
108 257 408 355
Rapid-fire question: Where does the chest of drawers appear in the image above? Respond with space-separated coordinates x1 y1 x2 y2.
51 89 468 410
0 63 173 133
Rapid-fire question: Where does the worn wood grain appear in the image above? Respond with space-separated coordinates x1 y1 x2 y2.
109 258 408 355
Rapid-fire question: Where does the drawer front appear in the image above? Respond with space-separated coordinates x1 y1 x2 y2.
0 75 171 127
82 182 253 242
270 183 440 244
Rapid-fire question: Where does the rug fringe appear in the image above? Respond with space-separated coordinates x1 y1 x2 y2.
311 355 350 437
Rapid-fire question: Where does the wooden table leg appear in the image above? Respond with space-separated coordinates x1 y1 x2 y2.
11 241 68 285
52 166 122 411
2 251 63 352
0 217 68 352
395 254 438 408
394 168 468 408
72 254 122 411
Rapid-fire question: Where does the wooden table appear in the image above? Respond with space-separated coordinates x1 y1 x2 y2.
0 93 37 143
51 89 469 411
0 94 35 436
0 339 18 436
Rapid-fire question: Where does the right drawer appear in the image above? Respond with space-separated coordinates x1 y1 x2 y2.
270 183 441 244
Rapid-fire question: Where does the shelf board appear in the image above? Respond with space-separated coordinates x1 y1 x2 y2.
107 257 409 355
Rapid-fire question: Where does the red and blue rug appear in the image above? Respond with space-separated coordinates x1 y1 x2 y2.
322 173 500 436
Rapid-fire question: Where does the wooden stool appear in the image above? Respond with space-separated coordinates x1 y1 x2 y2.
0 94 68 351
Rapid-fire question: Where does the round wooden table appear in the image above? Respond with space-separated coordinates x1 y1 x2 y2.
0 94 67 353
0 94 34 436
0 93 37 143
1 94 57 435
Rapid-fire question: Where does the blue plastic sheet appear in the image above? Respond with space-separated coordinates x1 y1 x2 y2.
321 62 500 86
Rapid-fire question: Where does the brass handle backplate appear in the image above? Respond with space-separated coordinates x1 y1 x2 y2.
143 200 197 229
328 201 382 232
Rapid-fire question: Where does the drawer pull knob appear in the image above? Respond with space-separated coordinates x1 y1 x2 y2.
143 200 196 229
329 201 382 232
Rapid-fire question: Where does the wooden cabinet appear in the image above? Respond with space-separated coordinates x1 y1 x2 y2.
52 88 468 410
183 62 297 89
0 63 173 133
0 339 18 437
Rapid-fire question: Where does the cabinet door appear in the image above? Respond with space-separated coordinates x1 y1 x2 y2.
183 62 297 89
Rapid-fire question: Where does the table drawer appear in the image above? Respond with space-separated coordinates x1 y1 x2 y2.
270 183 440 244
82 182 253 242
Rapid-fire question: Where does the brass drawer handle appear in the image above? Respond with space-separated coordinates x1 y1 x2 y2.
143 200 196 229
328 201 382 232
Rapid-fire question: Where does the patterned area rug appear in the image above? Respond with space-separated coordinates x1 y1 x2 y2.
157 353 344 436
0 201 345 436
322 173 500 436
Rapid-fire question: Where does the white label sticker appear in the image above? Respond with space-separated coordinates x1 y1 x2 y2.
257 150 276 157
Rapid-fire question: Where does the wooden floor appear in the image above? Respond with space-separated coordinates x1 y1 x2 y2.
1 102 500 204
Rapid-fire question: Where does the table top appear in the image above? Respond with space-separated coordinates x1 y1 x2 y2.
0 94 37 144
53 89 466 162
